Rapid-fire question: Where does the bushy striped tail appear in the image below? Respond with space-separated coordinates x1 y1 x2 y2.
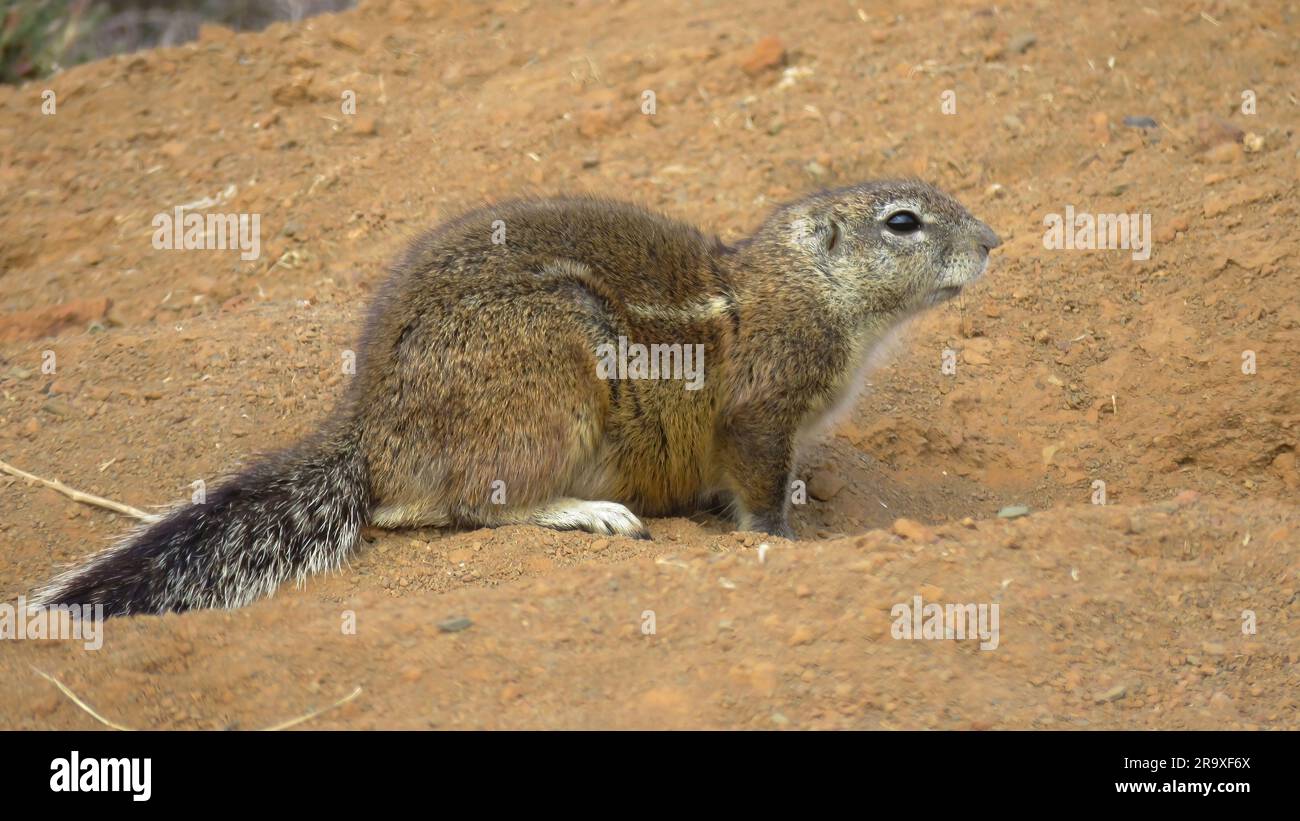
31 428 369 617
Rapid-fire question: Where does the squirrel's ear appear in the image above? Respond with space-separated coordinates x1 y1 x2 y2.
791 210 846 256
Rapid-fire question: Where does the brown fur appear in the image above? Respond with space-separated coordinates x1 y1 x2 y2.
350 181 999 539
32 179 1001 616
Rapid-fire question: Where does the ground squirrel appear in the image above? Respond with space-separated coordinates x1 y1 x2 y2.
33 180 1000 616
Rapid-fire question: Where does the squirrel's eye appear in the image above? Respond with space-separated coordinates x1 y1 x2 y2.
885 211 922 233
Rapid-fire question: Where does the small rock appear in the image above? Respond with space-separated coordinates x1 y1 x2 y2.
807 469 846 501
997 505 1031 519
788 625 816 646
740 36 786 76
41 399 72 417
271 79 312 106
1204 141 1242 164
352 115 378 136
329 30 363 52
576 107 613 139
1007 33 1037 54
1243 132 1264 153
437 616 473 633
499 684 522 703
1095 684 1127 703
1088 112 1110 145
919 584 944 600
1209 691 1234 711
1122 115 1158 129
1155 216 1189 243
892 518 936 543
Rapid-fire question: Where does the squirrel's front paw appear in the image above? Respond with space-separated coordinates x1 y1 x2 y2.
738 512 795 540
765 521 795 540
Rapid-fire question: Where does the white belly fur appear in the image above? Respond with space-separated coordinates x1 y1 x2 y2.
794 320 911 454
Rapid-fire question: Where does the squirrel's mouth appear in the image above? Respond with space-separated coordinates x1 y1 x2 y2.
927 284 964 305
927 252 989 305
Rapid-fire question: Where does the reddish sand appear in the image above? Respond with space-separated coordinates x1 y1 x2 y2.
1 0 1297 728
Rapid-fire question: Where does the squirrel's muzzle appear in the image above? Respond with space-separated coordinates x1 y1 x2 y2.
973 220 1002 251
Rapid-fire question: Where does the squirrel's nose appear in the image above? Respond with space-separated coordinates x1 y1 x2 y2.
974 221 1002 251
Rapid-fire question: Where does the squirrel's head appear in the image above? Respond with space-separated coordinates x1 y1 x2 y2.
762 180 1001 318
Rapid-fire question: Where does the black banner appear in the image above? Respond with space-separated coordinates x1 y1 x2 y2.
5 730 1282 808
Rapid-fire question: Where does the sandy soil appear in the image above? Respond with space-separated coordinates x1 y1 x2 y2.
0 0 1297 729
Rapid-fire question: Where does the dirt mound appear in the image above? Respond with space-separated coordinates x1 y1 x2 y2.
1 0 1297 728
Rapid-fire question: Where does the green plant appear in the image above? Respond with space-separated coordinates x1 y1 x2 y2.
1 0 105 83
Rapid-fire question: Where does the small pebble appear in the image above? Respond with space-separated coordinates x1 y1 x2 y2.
1095 684 1127 703
1122 115 1158 129
1007 33 1037 54
438 616 473 633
